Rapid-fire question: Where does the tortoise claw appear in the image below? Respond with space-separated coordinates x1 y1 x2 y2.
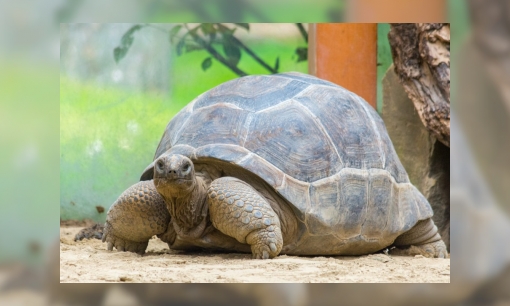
103 222 148 254
390 240 449 258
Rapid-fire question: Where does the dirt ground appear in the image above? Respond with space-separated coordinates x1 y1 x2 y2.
60 226 450 283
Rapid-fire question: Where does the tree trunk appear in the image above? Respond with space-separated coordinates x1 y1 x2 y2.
388 23 450 147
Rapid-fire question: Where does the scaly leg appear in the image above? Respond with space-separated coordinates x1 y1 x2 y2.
390 218 448 258
102 180 170 254
207 177 283 259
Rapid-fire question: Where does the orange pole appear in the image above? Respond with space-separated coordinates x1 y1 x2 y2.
309 23 377 108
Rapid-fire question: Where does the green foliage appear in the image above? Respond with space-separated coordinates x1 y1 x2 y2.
169 38 308 107
222 36 241 67
113 24 146 63
293 23 308 63
201 57 213 71
294 47 308 63
115 23 308 77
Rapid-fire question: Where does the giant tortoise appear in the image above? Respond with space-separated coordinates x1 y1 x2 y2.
102 72 448 259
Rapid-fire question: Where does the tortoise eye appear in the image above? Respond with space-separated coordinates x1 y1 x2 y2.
156 161 164 170
182 163 190 172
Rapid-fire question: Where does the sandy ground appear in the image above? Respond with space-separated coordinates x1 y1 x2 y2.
60 226 450 283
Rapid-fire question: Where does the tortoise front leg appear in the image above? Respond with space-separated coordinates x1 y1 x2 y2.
207 177 283 259
102 180 170 254
390 218 448 258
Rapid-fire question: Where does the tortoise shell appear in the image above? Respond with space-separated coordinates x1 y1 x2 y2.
142 72 433 255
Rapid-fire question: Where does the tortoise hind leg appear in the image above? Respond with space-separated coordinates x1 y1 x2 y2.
390 218 448 258
102 180 170 254
207 177 283 259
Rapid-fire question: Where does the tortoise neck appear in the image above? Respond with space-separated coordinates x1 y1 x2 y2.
166 177 209 239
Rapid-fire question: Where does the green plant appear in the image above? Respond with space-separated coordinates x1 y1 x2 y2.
113 23 308 77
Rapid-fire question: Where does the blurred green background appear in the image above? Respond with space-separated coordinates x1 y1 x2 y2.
60 24 309 223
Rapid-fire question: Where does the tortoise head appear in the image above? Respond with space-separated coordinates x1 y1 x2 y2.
153 154 196 198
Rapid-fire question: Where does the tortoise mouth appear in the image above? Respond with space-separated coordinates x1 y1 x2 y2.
154 175 196 198
169 178 192 184
155 176 192 185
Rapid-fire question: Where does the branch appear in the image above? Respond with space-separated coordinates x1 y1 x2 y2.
296 23 308 43
185 24 248 77
229 34 278 74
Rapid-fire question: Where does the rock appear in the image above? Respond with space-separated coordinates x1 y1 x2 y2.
382 66 450 251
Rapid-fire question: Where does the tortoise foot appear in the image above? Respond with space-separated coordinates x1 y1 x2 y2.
208 177 283 259
390 240 448 258
102 180 170 255
102 221 148 254
392 218 449 258
246 229 281 259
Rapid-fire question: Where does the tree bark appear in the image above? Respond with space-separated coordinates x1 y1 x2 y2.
388 23 450 147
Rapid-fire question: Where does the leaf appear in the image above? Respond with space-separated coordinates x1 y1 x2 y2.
113 24 145 63
294 47 308 62
201 23 217 44
274 57 280 72
235 23 250 31
185 42 203 53
200 23 215 35
222 37 241 67
113 47 127 64
175 25 203 56
169 25 182 43
201 57 212 71
217 23 236 36
121 24 143 46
